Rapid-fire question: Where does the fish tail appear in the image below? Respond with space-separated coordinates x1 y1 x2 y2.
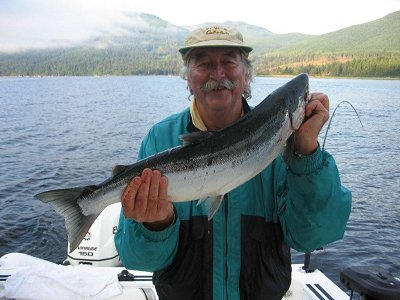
35 188 99 252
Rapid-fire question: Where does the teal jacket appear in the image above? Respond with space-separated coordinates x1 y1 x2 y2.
115 106 352 300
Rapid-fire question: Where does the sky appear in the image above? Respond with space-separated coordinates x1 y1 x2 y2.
0 0 399 52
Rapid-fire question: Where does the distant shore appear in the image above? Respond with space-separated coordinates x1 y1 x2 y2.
1 74 399 80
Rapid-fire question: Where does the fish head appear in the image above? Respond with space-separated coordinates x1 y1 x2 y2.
288 74 309 131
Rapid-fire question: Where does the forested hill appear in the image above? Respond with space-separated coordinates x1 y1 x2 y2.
0 11 399 77
255 10 400 77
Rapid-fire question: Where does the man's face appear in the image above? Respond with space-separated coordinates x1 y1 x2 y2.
186 47 247 114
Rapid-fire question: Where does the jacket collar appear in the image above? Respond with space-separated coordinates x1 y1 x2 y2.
187 97 251 133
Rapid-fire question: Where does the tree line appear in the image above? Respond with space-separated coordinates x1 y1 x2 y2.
255 52 400 77
1 49 399 78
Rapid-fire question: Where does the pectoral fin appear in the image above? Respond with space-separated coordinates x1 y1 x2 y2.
197 195 225 220
283 133 295 165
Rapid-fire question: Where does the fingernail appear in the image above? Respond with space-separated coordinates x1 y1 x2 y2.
160 176 168 184
129 176 140 187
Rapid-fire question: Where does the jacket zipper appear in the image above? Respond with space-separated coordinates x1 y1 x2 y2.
224 194 229 300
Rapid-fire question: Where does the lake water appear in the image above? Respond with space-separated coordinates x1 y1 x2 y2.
0 75 399 292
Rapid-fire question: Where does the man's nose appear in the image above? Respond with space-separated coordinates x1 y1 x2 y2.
210 63 225 80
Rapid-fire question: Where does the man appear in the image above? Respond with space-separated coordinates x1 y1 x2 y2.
115 26 351 300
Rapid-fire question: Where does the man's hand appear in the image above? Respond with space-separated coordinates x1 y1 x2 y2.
121 168 174 231
294 92 329 155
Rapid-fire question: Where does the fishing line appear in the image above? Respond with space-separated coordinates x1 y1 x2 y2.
322 101 363 150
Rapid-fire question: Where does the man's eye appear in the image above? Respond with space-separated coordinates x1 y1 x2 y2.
198 62 210 68
224 60 237 65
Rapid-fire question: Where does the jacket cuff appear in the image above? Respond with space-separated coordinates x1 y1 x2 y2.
288 145 324 175
136 208 179 242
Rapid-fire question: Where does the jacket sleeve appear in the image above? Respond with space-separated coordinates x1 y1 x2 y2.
277 146 352 253
114 131 180 271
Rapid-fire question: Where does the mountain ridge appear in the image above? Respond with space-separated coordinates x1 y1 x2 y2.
0 10 399 77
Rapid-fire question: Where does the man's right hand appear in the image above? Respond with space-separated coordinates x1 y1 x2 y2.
121 168 174 231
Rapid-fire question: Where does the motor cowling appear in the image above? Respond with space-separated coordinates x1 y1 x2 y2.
340 266 400 300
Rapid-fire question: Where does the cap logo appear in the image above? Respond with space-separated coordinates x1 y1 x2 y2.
205 26 229 35
179 26 253 55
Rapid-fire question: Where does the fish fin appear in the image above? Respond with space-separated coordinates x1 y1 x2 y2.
283 133 296 165
35 187 85 204
35 188 99 252
197 195 225 220
112 164 128 176
179 131 213 146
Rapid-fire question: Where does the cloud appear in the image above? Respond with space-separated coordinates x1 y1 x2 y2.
0 0 399 52
0 0 167 51
0 0 129 51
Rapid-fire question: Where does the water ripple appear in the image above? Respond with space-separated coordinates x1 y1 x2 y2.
1 76 399 287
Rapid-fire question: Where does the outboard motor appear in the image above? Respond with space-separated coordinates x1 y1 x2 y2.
64 203 122 267
340 266 400 300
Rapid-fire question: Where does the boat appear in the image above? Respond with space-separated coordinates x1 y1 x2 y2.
1 203 399 299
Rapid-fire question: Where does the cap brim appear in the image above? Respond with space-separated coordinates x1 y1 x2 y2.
179 40 253 55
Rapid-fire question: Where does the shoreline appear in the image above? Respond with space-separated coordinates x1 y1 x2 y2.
1 74 399 80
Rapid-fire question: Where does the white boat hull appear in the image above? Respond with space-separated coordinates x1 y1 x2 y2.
0 252 348 300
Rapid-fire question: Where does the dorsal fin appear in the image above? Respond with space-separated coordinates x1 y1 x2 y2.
179 131 214 146
112 164 129 176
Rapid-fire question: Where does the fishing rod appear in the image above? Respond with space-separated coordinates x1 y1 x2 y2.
322 100 363 150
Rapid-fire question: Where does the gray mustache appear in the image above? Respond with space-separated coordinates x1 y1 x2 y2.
200 79 237 92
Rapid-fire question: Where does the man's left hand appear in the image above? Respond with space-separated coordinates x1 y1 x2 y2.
294 92 329 155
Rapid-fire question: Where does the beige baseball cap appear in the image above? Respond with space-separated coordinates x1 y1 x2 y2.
179 26 253 56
